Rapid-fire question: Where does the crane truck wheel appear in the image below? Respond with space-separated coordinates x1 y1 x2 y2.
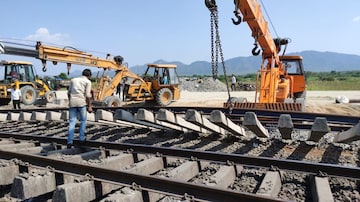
45 91 56 103
156 88 173 106
294 90 307 99
102 96 111 104
106 96 122 107
227 97 247 104
20 86 37 105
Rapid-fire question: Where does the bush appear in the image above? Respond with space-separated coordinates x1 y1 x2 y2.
318 76 335 81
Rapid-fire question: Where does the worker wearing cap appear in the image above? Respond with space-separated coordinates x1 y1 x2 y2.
67 69 93 148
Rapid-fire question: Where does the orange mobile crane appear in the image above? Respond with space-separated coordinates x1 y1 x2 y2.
0 41 180 107
206 0 306 111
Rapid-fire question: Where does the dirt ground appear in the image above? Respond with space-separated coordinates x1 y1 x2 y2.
169 91 360 116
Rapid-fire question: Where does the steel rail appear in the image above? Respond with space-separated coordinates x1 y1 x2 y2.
85 140 360 180
0 147 280 202
0 132 359 180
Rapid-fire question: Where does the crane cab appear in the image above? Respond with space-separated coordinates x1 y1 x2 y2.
279 55 306 100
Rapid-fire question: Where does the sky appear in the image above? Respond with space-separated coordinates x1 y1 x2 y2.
1 0 360 76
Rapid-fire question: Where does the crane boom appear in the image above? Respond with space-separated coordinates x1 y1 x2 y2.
206 0 306 111
235 0 280 61
36 42 125 71
1 41 132 73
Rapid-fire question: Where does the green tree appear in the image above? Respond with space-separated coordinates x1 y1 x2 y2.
58 72 68 80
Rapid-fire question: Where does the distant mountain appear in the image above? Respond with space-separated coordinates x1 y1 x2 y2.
66 51 360 78
129 51 360 76
297 51 360 72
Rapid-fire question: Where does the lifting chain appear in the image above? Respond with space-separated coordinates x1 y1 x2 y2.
206 0 231 101
207 0 224 80
209 4 218 79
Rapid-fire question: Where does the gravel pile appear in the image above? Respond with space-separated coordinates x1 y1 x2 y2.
179 77 228 92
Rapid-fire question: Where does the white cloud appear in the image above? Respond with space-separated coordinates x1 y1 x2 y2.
353 16 360 22
25 28 71 45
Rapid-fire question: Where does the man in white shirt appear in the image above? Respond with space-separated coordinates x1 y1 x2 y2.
231 74 237 91
67 69 93 148
10 85 22 109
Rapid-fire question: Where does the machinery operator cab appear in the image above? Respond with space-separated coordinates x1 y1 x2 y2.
143 64 179 85
281 58 304 75
1 61 36 83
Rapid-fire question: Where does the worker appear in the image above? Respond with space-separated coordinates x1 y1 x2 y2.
10 71 18 78
163 75 169 84
10 81 22 109
7 70 18 82
67 69 93 149
115 71 122 97
122 77 130 101
231 74 237 91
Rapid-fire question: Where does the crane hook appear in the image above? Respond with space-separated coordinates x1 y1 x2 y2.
252 43 260 56
231 11 242 25
41 59 47 72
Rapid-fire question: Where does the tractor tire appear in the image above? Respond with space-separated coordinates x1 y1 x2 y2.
20 86 37 105
45 91 57 103
156 88 173 106
106 96 122 107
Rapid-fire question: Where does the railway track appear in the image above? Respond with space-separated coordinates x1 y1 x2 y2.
0 106 359 201
2 106 359 126
0 134 359 201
